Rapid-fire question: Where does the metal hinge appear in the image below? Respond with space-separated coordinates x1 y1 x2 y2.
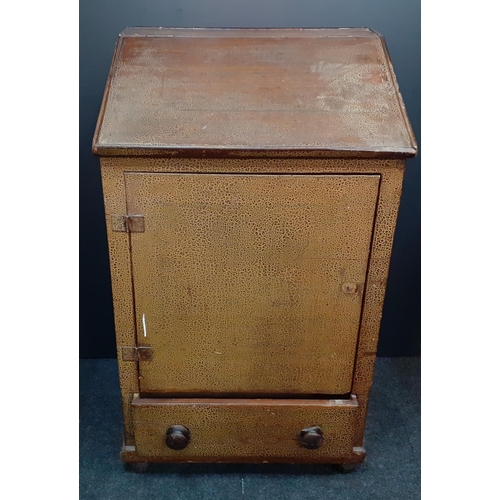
111 214 145 233
121 346 153 361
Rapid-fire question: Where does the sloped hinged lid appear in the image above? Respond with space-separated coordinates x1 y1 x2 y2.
93 28 417 158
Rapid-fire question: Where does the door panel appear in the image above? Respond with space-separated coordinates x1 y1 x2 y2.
125 173 380 395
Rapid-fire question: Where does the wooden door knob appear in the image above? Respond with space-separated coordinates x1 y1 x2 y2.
300 426 324 449
166 425 190 450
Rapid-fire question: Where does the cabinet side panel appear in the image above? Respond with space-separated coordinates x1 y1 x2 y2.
100 162 139 446
352 164 405 446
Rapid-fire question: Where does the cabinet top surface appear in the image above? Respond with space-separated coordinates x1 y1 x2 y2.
93 28 417 159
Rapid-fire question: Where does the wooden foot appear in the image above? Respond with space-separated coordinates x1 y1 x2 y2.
125 462 149 473
334 463 358 473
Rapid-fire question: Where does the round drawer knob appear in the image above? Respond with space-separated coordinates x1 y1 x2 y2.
300 426 324 449
166 425 190 450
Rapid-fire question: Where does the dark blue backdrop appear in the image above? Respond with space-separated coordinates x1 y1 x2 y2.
80 0 420 357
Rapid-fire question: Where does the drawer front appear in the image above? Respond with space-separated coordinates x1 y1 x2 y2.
132 397 360 462
126 173 380 395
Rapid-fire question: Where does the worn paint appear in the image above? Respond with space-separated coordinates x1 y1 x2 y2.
93 28 417 158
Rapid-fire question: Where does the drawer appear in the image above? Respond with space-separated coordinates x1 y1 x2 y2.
131 396 362 463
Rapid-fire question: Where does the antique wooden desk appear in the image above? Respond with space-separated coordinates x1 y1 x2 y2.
93 27 416 471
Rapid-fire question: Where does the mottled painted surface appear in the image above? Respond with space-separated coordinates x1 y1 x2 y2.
127 173 379 394
93 28 416 157
131 397 361 462
95 28 413 463
100 157 405 457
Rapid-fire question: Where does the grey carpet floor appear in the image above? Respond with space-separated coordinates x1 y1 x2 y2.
80 357 420 499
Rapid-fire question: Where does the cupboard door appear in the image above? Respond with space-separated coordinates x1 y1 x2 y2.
125 173 380 395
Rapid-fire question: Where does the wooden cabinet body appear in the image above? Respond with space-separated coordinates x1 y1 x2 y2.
93 28 416 466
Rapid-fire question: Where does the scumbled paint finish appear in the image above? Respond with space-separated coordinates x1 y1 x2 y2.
94 28 416 464
93 28 416 158
126 173 380 395
100 157 406 463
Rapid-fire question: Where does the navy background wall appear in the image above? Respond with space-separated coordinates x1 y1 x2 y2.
80 0 420 358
